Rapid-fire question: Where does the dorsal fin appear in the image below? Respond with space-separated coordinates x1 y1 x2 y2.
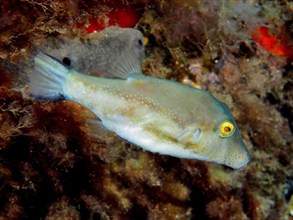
107 47 144 79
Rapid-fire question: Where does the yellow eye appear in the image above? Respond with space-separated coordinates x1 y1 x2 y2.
218 121 235 137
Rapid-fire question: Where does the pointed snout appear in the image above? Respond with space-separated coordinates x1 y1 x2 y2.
224 139 251 169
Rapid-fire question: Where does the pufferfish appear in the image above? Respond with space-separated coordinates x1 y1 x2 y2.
29 47 251 169
38 27 145 76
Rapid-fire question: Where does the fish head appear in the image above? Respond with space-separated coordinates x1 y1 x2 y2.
127 28 145 63
186 100 251 169
210 119 251 169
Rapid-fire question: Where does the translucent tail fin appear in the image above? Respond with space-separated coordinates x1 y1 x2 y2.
29 51 69 99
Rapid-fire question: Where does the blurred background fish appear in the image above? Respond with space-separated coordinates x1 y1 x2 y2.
2 27 145 85
39 27 145 76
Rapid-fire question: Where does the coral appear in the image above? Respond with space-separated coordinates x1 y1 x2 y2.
0 0 293 219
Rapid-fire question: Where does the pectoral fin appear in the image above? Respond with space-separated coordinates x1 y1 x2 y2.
177 127 201 144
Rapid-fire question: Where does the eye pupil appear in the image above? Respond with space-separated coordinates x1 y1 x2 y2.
224 126 231 133
138 39 143 46
62 57 71 66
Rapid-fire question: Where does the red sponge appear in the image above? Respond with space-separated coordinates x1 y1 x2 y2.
76 6 139 34
252 26 293 59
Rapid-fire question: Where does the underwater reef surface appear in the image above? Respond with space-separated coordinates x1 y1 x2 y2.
0 0 293 219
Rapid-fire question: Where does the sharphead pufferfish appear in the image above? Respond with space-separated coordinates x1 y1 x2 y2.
29 31 251 169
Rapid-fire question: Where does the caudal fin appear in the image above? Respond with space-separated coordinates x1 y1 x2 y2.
29 51 69 99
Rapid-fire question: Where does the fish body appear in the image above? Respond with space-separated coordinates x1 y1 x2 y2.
30 46 251 169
